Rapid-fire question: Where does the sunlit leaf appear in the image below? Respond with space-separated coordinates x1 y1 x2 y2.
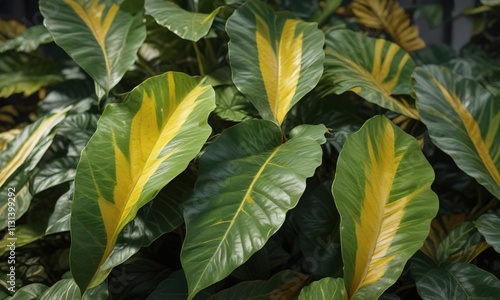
145 0 221 42
182 120 325 299
298 277 346 300
352 0 425 52
70 72 215 292
322 30 419 119
332 115 438 299
227 0 325 124
40 0 146 94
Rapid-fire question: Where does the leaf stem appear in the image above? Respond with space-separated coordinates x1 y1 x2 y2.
193 42 206 76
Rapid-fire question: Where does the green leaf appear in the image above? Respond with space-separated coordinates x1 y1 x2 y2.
476 212 500 253
182 119 325 299
322 30 419 119
0 52 64 98
227 0 325 124
0 25 53 53
332 115 438 299
211 270 309 300
10 283 48 300
413 65 500 199
481 0 500 6
436 221 489 263
412 252 500 299
214 85 258 122
298 277 346 300
70 72 215 292
45 184 73 235
0 109 68 230
411 44 456 66
40 0 147 94
31 156 78 195
145 0 221 42
147 270 213 300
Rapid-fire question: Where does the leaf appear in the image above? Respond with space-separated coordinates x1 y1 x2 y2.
70 72 215 292
0 25 53 53
481 0 500 6
182 120 325 299
39 279 80 300
146 270 213 300
0 109 68 230
211 270 309 300
145 0 222 42
436 221 489 263
412 252 500 299
351 0 425 52
101 172 194 271
0 52 64 98
298 277 346 300
31 156 78 195
40 0 147 94
421 214 467 261
10 283 48 300
227 0 325 124
332 115 438 299
214 85 258 122
413 65 500 199
322 30 419 119
476 212 500 253
0 19 25 41
45 183 73 235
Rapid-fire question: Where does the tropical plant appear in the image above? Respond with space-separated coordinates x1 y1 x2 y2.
0 0 499 299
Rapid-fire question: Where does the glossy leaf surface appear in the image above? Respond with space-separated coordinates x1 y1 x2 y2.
40 0 146 94
70 72 215 291
182 120 325 298
227 1 325 124
322 30 419 119
413 65 500 199
332 115 438 299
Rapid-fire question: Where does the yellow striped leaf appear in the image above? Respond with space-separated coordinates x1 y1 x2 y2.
226 1 325 124
322 30 419 119
40 0 146 94
332 115 438 299
413 66 500 199
0 109 68 230
352 0 425 52
70 72 215 292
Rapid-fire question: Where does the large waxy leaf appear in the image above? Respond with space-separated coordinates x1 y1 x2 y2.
412 252 500 299
298 277 346 300
40 0 146 94
0 109 67 230
70 72 215 292
182 120 326 299
322 30 419 119
145 0 221 42
351 0 425 52
332 115 438 299
475 212 500 253
421 214 467 261
227 1 325 124
0 25 53 53
211 270 309 299
413 66 500 199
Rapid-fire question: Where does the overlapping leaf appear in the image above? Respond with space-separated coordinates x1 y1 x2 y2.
322 30 419 119
227 1 325 124
0 109 67 230
70 72 215 292
351 0 425 52
413 65 500 199
298 277 346 300
476 212 500 252
332 115 438 299
436 221 489 263
182 120 325 299
412 252 500 299
145 0 221 42
40 0 146 94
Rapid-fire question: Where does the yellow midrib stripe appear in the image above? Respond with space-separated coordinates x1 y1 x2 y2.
327 49 418 119
64 0 118 90
433 78 500 186
193 144 282 291
0 111 64 186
